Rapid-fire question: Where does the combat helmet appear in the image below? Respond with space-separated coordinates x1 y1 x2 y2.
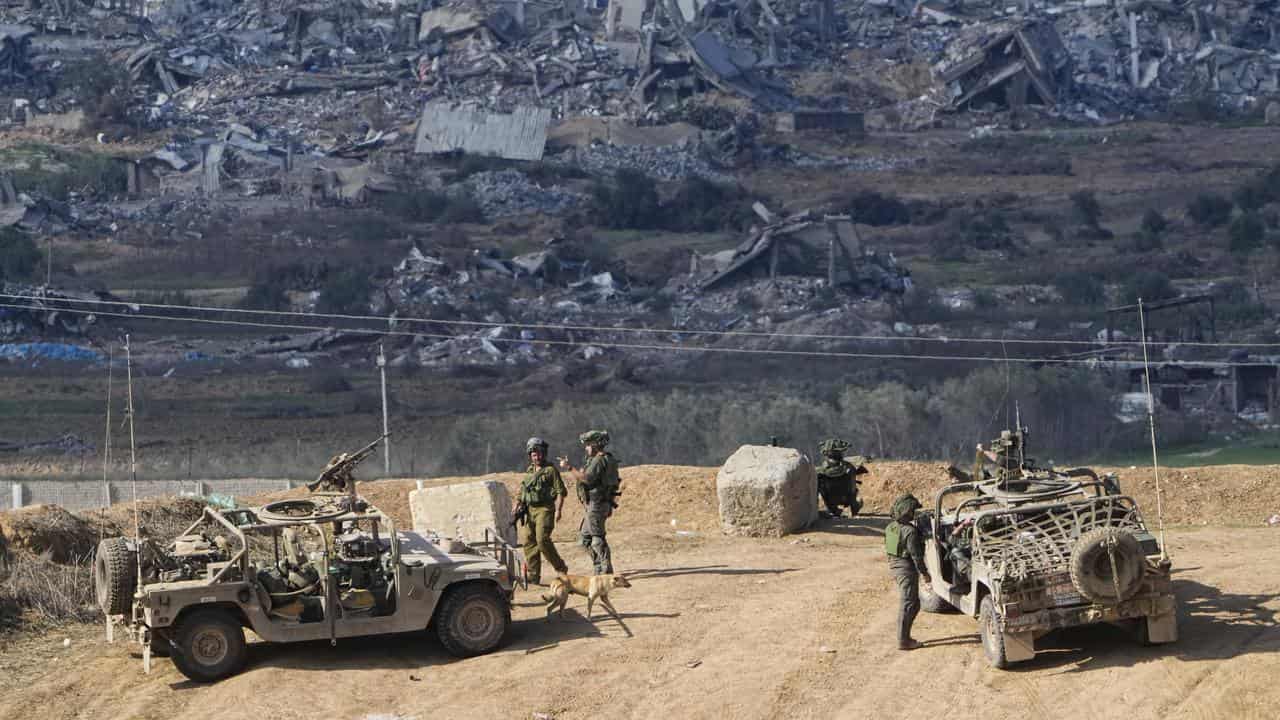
819 438 851 457
579 430 610 447
525 436 549 455
890 494 922 522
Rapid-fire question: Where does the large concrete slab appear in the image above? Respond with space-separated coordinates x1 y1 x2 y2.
414 103 550 161
409 480 515 546
716 445 817 537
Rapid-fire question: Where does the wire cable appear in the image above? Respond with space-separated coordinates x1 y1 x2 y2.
0 300 1271 367
1 291 1271 349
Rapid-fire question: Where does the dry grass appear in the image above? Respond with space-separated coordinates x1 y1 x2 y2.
0 551 95 630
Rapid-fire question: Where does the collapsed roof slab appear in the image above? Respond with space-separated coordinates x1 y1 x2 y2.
414 103 551 161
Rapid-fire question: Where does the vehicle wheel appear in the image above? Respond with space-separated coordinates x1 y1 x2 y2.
150 633 173 658
94 537 137 615
171 610 247 682
979 595 1009 669
1070 527 1144 604
435 584 509 658
921 583 957 614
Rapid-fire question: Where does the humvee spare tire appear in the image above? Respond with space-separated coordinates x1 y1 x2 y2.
95 536 137 615
1069 526 1144 604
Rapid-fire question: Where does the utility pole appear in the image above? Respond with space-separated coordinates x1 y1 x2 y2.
378 343 390 475
45 238 51 286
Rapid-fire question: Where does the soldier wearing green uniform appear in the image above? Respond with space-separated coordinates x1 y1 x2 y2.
884 493 931 650
815 438 869 518
517 437 568 586
559 430 620 575
976 428 1026 487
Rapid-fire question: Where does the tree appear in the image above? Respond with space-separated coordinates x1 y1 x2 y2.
1121 270 1177 304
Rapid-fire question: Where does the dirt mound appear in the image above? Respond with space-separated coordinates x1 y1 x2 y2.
0 506 97 563
302 460 1280 537
93 496 210 542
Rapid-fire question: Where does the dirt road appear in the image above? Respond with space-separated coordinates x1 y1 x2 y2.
1 518 1276 720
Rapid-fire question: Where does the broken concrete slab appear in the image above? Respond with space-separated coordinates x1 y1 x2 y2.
409 480 516 547
418 8 483 42
414 103 551 161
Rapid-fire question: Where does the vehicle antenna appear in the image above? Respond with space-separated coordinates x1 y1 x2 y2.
100 346 113 545
124 335 143 588
1137 299 1168 560
1015 400 1024 470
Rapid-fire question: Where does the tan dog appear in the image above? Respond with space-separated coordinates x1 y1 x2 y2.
541 573 631 622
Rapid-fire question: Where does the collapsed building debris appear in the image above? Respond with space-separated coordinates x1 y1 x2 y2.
0 283 130 339
939 20 1073 111
695 204 911 296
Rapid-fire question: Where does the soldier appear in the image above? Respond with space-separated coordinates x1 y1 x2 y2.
976 428 1026 486
885 493 931 651
559 430 620 575
815 438 868 518
517 437 568 586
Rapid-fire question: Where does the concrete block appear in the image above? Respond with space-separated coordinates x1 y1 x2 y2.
716 445 817 537
410 480 515 546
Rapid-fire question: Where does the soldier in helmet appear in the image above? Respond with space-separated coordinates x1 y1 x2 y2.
559 430 620 575
517 437 568 586
815 438 869 518
976 428 1026 486
884 493 931 650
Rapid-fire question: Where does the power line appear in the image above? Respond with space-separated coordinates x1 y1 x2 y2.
1 291 1270 349
0 300 1269 367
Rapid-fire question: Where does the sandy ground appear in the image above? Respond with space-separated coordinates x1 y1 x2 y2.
1 464 1278 720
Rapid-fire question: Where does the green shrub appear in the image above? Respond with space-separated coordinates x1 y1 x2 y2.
590 169 661 230
1229 212 1266 253
1186 192 1233 227
439 195 486 224
317 267 373 314
1121 270 1177 304
62 56 132 129
241 267 293 311
1070 191 1102 227
953 212 1014 250
662 177 756 232
1141 208 1168 237
0 228 40 282
1054 271 1105 306
846 191 911 226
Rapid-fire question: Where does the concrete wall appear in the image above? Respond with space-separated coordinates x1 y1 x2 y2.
0 478 295 512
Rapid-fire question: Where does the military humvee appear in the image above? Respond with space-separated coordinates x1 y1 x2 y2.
920 462 1177 668
94 491 521 682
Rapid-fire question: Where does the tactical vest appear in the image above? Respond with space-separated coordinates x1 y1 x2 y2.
884 521 905 557
581 452 621 505
522 464 557 506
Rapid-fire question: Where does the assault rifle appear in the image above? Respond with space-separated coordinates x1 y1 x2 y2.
510 500 529 530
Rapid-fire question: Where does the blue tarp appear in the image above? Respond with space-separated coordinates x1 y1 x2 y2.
0 343 104 362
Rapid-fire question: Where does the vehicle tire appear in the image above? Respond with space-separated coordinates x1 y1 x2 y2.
94 537 137 615
920 583 957 614
979 594 1009 669
435 584 509 658
1069 527 1144 604
171 610 247 683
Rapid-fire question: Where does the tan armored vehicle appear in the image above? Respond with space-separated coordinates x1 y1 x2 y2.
94 442 521 682
923 444 1177 668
